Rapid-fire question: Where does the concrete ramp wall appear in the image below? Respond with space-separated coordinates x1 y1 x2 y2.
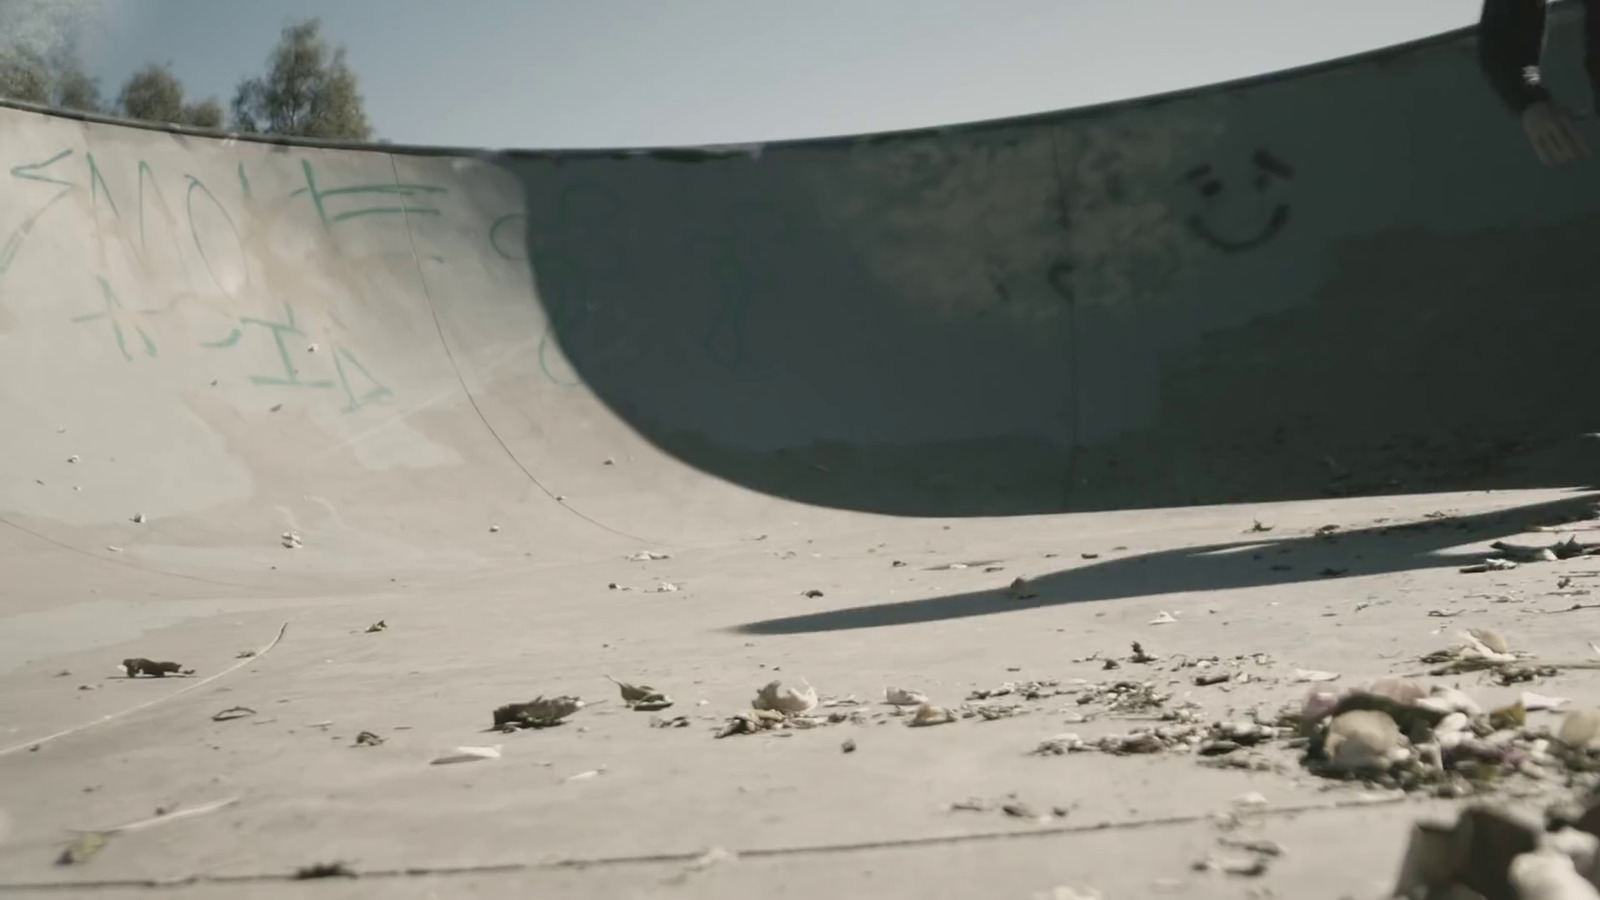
3 16 1599 586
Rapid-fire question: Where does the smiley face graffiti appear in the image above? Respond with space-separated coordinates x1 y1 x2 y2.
1181 149 1295 254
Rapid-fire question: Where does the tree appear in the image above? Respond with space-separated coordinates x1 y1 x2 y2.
0 43 50 104
54 66 101 113
230 18 372 140
116 63 221 128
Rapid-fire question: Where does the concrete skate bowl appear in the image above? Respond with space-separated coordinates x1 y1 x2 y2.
4 12 1600 589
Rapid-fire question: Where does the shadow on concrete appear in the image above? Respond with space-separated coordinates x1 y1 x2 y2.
735 491 1600 635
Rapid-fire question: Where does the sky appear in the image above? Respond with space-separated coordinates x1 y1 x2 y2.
12 0 1487 150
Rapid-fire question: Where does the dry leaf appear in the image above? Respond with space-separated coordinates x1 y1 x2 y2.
608 677 673 710
884 687 928 706
494 696 585 730
55 832 107 866
1466 627 1512 655
431 745 501 765
753 680 817 713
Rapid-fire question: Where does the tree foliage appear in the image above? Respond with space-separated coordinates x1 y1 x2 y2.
0 43 51 105
0 40 104 112
54 64 100 112
230 18 372 140
115 63 221 128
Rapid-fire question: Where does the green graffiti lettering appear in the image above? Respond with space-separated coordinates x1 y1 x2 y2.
239 303 335 388
290 160 447 226
10 149 75 187
85 153 119 218
185 176 246 298
0 188 73 277
331 345 392 412
70 276 159 361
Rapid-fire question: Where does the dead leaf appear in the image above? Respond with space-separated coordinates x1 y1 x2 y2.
54 832 107 866
353 731 384 747
494 696 585 730
1007 577 1037 600
607 677 673 710
1467 627 1512 655
364 620 387 633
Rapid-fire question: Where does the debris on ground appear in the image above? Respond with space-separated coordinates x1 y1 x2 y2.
715 707 812 738
1130 642 1158 664
1149 611 1178 625
235 650 257 659
969 679 1073 702
122 658 192 678
1391 804 1597 900
1008 577 1038 600
841 738 857 753
430 746 501 765
753 680 818 714
801 588 824 598
293 862 357 879
651 715 691 729
885 687 928 707
651 581 681 593
1195 672 1232 686
1462 559 1518 574
607 677 673 711
1251 519 1274 533
281 531 302 549
1294 669 1342 683
909 703 957 727
1192 852 1270 877
353 731 384 747
628 551 670 561
211 706 255 722
493 696 585 731
364 620 387 633
54 832 107 866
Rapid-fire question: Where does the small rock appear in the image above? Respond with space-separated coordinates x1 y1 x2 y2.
1559 709 1600 751
909 704 956 727
841 739 856 753
1324 710 1404 772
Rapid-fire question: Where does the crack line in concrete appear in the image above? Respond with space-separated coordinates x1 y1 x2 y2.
0 621 290 759
0 792 1404 892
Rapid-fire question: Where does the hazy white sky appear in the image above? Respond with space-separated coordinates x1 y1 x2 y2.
43 0 1488 149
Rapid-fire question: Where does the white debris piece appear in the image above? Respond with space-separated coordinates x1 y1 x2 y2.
430 745 501 765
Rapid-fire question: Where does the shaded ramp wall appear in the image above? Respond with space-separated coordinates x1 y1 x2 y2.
2 18 1599 585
